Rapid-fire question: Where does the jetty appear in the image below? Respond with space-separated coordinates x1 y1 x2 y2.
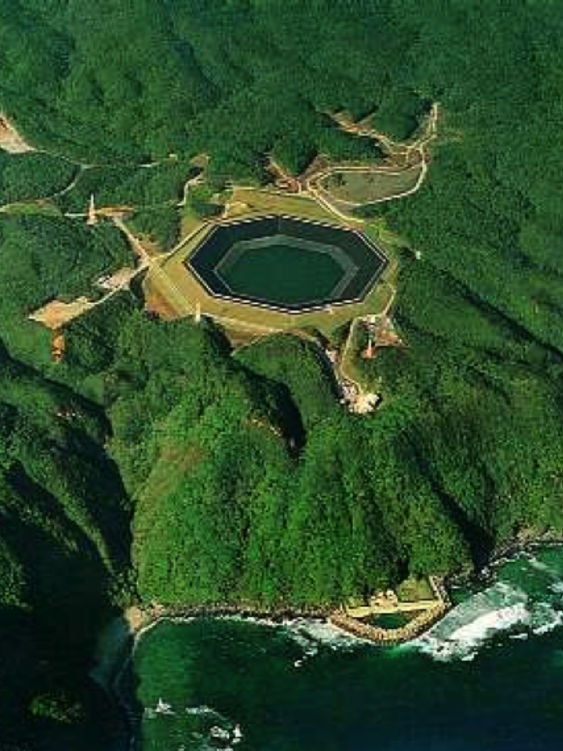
329 577 450 645
125 577 450 648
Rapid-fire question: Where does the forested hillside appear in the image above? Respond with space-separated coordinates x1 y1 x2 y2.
0 342 130 748
0 214 132 364
0 1 428 172
1 1 563 747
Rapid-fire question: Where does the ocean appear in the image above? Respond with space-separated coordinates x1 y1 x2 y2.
128 546 563 750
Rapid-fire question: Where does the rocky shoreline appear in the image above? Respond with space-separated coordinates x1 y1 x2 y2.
120 579 451 652
98 538 563 749
491 530 563 566
102 536 563 702
125 601 333 634
448 532 563 592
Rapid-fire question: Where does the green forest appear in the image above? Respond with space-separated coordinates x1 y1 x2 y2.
1 0 563 747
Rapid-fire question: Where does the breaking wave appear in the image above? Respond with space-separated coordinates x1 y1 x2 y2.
282 618 370 655
218 614 368 657
412 549 563 661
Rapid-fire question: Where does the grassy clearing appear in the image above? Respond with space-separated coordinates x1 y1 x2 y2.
396 577 435 602
320 165 422 205
228 186 352 224
180 202 210 237
0 201 62 217
340 318 372 387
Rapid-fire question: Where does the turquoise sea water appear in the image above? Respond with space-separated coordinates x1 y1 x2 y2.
129 547 563 751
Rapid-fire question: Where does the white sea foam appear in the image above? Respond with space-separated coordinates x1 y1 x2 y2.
137 549 563 678
220 614 369 655
411 582 531 661
530 603 563 635
411 550 563 661
283 626 320 658
528 556 549 572
185 705 222 717
285 618 371 652
181 704 243 751
448 603 529 642
528 556 560 578
210 726 230 740
415 603 530 661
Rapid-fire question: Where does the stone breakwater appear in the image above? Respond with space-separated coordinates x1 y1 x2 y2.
127 578 451 646
330 602 449 645
328 576 451 645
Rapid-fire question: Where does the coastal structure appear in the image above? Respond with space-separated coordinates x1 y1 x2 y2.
330 577 451 645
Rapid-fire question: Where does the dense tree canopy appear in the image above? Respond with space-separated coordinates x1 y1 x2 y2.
0 342 129 747
0 214 132 364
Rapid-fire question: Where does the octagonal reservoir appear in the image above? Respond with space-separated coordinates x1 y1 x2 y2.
187 216 387 312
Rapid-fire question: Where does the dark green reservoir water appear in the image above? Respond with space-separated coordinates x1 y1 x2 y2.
129 548 563 751
220 244 344 305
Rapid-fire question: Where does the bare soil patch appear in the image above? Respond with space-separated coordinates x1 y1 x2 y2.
51 331 65 362
0 114 34 153
29 297 93 329
144 282 183 320
96 266 138 291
